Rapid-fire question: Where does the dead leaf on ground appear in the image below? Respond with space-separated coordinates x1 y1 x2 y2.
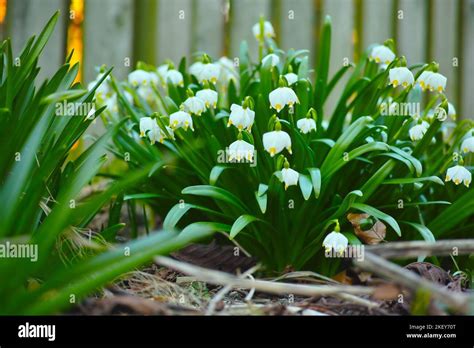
347 213 386 245
372 283 401 301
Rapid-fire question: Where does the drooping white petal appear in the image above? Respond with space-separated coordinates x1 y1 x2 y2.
165 69 184 86
409 123 429 141
128 69 153 87
269 87 299 112
388 67 414 88
263 130 292 157
281 168 299 190
169 110 194 131
446 165 472 187
139 117 154 137
296 118 317 134
284 72 298 86
183 96 206 116
228 104 255 130
461 136 474 154
262 53 280 67
322 231 348 254
369 45 395 66
197 63 220 84
252 21 275 40
196 89 218 109
189 62 204 77
227 140 255 162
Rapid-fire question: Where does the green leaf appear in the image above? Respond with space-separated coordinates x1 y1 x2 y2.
255 191 267 214
209 165 229 185
298 174 313 200
307 168 321 198
230 215 259 239
182 185 248 211
382 176 444 185
401 221 435 243
351 203 401 236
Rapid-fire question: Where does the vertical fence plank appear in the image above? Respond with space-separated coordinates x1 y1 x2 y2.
280 0 314 56
323 0 354 116
84 0 133 83
461 0 474 119
7 0 67 83
157 0 192 65
192 0 224 60
362 0 392 49
230 0 270 61
432 0 458 108
397 0 427 64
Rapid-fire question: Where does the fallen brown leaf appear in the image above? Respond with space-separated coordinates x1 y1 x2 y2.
347 213 386 245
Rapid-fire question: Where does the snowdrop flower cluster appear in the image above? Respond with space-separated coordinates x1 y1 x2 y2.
139 117 173 144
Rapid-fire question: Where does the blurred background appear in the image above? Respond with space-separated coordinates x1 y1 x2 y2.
1 0 473 118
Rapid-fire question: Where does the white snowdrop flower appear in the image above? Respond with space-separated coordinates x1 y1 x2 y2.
147 122 171 144
263 130 292 157
169 110 194 131
128 69 152 87
196 89 218 109
389 67 414 88
297 118 317 134
461 136 474 154
417 71 447 92
252 21 275 40
189 61 204 77
269 87 299 112
446 165 471 187
105 94 118 113
227 140 255 162
262 53 280 67
197 63 220 84
149 72 159 87
157 64 169 80
409 121 429 141
228 104 255 131
88 80 111 100
217 57 239 86
137 86 154 102
140 117 155 137
369 45 395 66
448 102 456 120
284 72 298 86
281 167 299 190
165 69 184 87
322 231 348 254
183 96 206 116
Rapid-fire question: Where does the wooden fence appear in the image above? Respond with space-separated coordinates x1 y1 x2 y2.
4 0 474 118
